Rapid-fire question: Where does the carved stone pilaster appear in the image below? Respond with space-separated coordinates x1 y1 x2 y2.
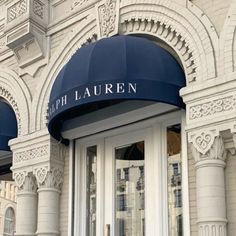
96 0 119 38
34 166 63 191
188 129 228 236
13 172 37 236
35 166 63 236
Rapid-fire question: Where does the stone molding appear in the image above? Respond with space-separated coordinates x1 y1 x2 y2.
7 0 27 23
120 1 217 83
189 130 226 162
198 221 227 236
0 66 31 136
189 93 236 121
96 0 119 38
10 130 66 169
120 17 196 83
14 144 49 164
219 2 236 75
32 16 97 131
34 166 64 190
4 0 49 76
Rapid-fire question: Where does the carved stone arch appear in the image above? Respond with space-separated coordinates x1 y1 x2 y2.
119 1 218 83
0 66 31 136
32 17 98 131
34 0 218 131
220 1 236 74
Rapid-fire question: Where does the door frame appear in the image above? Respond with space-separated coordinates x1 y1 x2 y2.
71 106 190 236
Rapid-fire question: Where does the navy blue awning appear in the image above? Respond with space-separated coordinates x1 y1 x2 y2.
48 36 186 144
0 101 17 151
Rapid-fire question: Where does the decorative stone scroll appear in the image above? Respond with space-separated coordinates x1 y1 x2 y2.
96 0 119 38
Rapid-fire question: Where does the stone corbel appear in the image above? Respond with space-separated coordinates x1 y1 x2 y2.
4 0 49 76
188 128 226 163
96 0 120 39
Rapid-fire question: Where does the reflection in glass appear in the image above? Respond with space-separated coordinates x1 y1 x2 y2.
115 141 145 236
86 146 97 236
167 124 183 236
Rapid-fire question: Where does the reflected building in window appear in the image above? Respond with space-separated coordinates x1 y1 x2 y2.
167 124 183 236
115 141 145 236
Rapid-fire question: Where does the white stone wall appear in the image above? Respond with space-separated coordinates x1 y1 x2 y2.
0 0 235 235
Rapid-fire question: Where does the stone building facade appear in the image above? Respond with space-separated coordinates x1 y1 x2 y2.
0 181 17 236
0 0 236 236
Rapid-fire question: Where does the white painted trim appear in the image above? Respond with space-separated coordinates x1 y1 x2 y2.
67 141 74 236
181 112 191 236
72 109 186 236
62 102 178 140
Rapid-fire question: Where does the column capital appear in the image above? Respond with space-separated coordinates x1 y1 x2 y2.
13 171 37 193
188 129 226 163
34 165 64 191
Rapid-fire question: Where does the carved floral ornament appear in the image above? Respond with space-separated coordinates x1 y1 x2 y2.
96 0 119 38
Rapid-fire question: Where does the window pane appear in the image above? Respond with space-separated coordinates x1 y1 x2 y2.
3 207 15 236
86 146 97 236
167 124 183 236
115 141 145 236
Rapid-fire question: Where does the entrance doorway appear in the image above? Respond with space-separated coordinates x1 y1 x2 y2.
74 109 184 236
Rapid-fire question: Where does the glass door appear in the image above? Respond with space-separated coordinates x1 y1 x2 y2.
104 128 154 236
75 117 184 236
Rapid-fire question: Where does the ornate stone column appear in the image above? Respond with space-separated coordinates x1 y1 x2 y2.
34 166 63 236
10 130 66 236
14 172 38 236
189 131 227 236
